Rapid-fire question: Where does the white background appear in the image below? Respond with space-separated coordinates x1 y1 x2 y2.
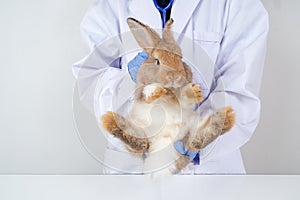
0 0 299 174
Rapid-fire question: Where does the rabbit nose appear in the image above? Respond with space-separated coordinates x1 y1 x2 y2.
168 73 181 84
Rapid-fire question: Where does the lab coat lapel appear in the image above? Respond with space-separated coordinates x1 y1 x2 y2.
172 0 201 33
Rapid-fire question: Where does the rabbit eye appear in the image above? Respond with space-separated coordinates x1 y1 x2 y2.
155 59 160 65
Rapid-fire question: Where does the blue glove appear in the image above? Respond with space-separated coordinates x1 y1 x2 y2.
174 141 200 165
127 51 149 82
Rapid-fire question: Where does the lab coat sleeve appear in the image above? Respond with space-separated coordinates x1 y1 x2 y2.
200 0 269 162
79 0 120 51
72 0 127 118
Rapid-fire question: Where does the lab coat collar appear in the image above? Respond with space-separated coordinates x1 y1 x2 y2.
129 0 201 34
129 0 161 30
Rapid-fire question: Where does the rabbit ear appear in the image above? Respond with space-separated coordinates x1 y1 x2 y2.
127 18 161 54
162 19 176 44
162 19 182 57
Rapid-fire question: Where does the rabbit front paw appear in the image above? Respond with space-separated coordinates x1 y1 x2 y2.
181 83 203 104
143 84 167 104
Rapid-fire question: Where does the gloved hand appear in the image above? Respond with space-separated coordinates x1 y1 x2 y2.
174 140 200 165
127 51 149 82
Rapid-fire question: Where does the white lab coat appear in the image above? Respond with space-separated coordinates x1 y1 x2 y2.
73 0 269 174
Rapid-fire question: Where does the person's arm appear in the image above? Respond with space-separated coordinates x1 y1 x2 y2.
199 0 269 162
72 0 126 118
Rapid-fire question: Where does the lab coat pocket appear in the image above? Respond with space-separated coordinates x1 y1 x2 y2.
193 31 222 63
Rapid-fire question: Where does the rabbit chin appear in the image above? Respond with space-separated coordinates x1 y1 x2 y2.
165 83 183 89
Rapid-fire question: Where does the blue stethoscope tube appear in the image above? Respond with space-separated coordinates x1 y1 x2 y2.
153 0 174 28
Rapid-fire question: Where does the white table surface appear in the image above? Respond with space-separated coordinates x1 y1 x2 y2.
0 175 299 200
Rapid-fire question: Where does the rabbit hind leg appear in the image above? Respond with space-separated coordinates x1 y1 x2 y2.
101 111 150 153
187 106 235 152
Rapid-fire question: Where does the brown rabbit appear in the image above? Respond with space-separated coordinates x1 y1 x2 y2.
101 18 235 175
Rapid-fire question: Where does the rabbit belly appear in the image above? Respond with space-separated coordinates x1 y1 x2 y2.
130 100 183 173
130 100 182 144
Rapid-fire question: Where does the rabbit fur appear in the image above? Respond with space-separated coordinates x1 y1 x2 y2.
101 18 235 175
